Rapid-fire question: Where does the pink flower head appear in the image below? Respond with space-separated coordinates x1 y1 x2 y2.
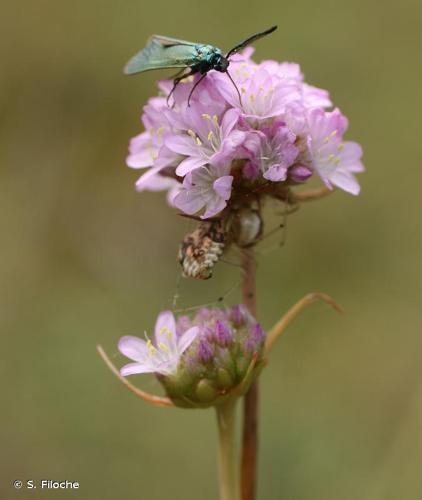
118 311 199 376
126 51 364 218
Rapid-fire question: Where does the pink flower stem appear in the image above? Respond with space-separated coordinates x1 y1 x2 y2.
240 247 258 500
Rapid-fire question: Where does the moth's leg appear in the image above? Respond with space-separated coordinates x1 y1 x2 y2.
187 73 207 106
169 68 187 80
166 68 196 107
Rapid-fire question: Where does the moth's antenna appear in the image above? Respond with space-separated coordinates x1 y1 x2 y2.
225 70 242 106
225 25 278 59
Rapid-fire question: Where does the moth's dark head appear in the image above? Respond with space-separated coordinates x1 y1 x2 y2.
213 54 229 72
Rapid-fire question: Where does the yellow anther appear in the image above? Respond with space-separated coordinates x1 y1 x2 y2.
157 126 164 136
149 127 155 135
207 131 214 142
330 130 337 137
196 137 203 146
148 148 157 161
147 339 156 355
212 115 218 125
158 342 169 352
334 156 341 165
202 113 211 120
337 143 345 151
160 326 172 337
323 136 330 144
188 129 196 138
249 93 255 102
240 86 246 94
327 154 335 162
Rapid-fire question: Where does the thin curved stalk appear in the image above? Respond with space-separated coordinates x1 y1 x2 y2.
265 292 343 354
97 345 174 408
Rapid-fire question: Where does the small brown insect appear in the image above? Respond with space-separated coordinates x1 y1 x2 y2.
178 202 266 280
178 218 230 280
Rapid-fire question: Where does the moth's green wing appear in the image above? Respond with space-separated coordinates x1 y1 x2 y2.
151 35 199 47
124 35 198 75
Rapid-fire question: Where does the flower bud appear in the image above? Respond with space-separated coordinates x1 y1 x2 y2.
161 305 265 408
289 164 313 183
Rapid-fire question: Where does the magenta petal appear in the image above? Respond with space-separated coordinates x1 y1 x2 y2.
289 165 313 182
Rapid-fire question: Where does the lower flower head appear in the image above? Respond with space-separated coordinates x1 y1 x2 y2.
118 306 266 408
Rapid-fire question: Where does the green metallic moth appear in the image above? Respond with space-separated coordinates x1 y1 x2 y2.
124 26 278 105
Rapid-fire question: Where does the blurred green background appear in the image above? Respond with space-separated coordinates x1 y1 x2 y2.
1 0 421 498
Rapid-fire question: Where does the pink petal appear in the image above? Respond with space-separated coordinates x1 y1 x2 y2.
135 166 165 191
127 149 156 168
213 176 233 200
120 362 155 376
154 311 177 349
173 188 206 215
178 326 200 353
118 336 148 362
263 164 288 182
202 196 227 219
329 170 361 195
166 135 197 156
175 156 207 176
221 108 240 137
341 142 365 172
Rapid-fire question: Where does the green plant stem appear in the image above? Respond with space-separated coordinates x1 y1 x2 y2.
240 248 258 500
216 400 239 500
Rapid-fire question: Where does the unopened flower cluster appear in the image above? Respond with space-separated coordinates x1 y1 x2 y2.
118 305 265 407
127 48 364 219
